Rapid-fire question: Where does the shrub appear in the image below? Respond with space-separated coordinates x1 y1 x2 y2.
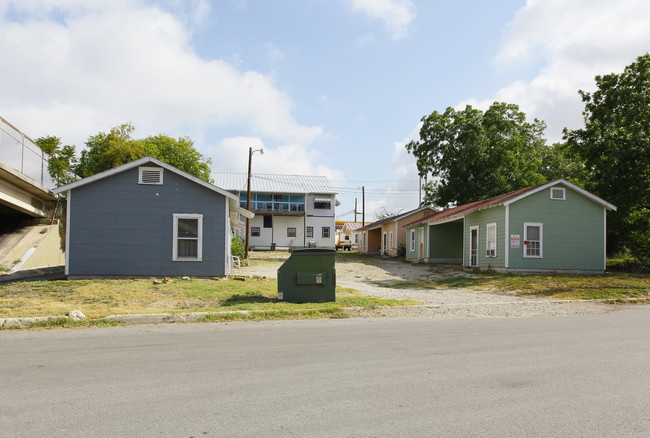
231 235 245 259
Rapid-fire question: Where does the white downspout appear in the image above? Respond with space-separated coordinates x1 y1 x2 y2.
65 189 71 276
505 205 509 269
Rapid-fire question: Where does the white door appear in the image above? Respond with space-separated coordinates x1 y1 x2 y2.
470 226 479 267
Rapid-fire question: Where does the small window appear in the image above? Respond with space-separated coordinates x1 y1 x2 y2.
251 227 260 237
314 201 331 209
287 227 297 237
486 223 497 257
139 167 163 185
410 229 415 252
173 214 202 261
306 226 313 238
389 231 394 250
550 187 566 200
322 227 330 238
263 215 272 228
524 223 543 258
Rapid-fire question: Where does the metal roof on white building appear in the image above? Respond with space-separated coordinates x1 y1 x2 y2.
213 173 336 195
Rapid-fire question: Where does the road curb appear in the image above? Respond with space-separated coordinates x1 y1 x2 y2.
1 310 258 328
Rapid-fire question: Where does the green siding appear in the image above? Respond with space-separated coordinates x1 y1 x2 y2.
507 185 605 271
464 206 507 269
429 221 463 260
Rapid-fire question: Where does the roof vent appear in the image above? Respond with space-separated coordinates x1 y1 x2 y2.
139 167 163 185
550 187 565 200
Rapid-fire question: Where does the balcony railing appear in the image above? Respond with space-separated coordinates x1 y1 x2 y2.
0 116 55 189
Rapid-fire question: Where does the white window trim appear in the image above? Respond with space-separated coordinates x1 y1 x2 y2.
486 222 497 258
173 213 203 261
410 229 415 252
550 187 566 200
523 222 543 258
389 231 394 250
139 167 164 185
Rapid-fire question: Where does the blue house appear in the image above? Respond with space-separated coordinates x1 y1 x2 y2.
53 157 253 277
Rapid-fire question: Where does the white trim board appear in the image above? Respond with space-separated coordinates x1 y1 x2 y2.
53 156 239 202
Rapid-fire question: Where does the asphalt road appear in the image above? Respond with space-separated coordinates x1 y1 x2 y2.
2 307 649 437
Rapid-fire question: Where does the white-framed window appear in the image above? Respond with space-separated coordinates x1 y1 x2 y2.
306 226 313 238
287 227 297 237
322 227 330 238
139 167 163 185
524 222 543 258
251 227 260 237
410 229 415 252
486 223 497 257
389 231 394 250
550 187 566 200
173 214 202 261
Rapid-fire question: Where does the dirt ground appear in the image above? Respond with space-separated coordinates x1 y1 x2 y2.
233 251 622 318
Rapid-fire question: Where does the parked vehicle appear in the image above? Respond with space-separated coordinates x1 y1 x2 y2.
335 232 352 251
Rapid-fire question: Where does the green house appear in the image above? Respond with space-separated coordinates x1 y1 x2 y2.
404 179 616 273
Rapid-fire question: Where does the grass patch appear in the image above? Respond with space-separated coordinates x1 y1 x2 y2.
0 277 417 325
381 270 650 301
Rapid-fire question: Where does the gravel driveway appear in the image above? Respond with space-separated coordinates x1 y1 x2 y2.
233 252 623 318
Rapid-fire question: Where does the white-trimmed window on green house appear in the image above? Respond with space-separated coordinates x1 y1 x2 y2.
410 229 415 252
486 223 497 257
550 187 566 200
139 167 163 185
173 213 202 261
524 222 543 258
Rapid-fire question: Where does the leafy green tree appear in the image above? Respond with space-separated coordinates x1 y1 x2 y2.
76 123 142 178
141 134 212 183
76 123 213 183
564 53 650 259
406 102 558 207
35 136 78 185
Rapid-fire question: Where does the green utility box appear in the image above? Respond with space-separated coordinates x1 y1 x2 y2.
277 248 336 303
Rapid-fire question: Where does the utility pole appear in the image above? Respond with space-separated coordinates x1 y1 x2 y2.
245 146 263 259
362 186 365 226
354 198 358 222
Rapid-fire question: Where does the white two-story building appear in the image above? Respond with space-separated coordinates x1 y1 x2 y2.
212 173 337 249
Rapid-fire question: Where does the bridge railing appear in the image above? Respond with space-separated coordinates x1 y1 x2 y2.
0 116 55 189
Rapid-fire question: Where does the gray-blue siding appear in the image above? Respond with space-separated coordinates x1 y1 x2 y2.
68 166 228 276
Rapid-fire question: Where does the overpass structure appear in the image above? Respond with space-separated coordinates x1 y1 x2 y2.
0 116 64 273
0 116 57 219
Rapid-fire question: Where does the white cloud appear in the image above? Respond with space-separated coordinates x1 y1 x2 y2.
347 0 415 39
0 0 321 148
485 0 650 142
209 136 345 188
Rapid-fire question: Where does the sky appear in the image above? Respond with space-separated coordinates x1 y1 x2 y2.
1 0 650 221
